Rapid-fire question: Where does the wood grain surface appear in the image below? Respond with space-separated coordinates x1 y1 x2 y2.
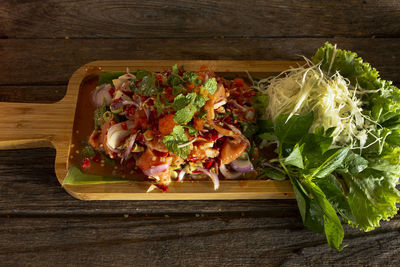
1 0 400 266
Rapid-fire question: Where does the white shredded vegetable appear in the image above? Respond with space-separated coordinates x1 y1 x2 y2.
255 59 380 149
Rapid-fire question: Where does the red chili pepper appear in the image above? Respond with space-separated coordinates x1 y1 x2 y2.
81 157 90 169
188 156 199 162
153 150 168 157
136 133 145 145
155 184 168 193
126 106 136 117
192 170 202 174
208 129 219 142
203 158 215 169
223 116 232 123
178 68 186 76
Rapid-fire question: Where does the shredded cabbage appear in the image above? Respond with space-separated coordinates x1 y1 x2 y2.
255 59 380 150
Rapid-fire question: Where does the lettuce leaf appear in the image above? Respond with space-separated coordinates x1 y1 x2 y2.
343 168 400 231
312 42 400 233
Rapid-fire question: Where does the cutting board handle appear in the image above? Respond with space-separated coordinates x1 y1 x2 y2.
0 63 89 151
0 102 66 149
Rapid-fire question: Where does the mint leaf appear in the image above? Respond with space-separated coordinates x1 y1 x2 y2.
175 106 197 124
183 72 201 85
135 69 150 80
154 94 165 117
183 125 198 136
204 78 217 94
172 93 207 124
172 85 186 95
163 125 190 158
172 93 193 111
172 64 179 75
139 74 158 96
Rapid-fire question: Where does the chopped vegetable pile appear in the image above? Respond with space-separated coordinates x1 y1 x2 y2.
88 64 256 192
81 42 400 250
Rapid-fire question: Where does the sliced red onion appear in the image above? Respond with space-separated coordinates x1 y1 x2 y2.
225 123 250 146
92 84 112 107
196 167 219 190
225 123 242 135
219 164 242 179
122 100 135 106
143 164 169 177
230 158 254 172
231 100 247 112
106 121 135 149
178 168 187 181
144 107 150 120
106 142 121 153
121 133 137 163
110 101 123 113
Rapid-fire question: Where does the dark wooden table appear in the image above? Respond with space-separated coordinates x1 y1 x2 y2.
1 1 400 266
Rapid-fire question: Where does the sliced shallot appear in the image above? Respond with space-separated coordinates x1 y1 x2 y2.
219 164 242 179
143 164 169 177
92 84 113 107
121 133 138 163
196 167 220 190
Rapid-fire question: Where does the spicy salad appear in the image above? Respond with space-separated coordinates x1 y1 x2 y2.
77 43 400 250
88 65 257 191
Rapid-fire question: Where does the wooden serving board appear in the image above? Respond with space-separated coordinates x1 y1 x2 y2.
0 60 299 200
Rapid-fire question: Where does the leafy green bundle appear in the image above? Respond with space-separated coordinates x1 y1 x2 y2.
256 42 400 250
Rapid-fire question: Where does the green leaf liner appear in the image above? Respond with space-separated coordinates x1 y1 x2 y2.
98 71 125 85
63 166 129 185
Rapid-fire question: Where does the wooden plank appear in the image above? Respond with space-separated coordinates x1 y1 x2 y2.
0 215 399 266
1 0 399 38
0 148 299 215
1 38 399 86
